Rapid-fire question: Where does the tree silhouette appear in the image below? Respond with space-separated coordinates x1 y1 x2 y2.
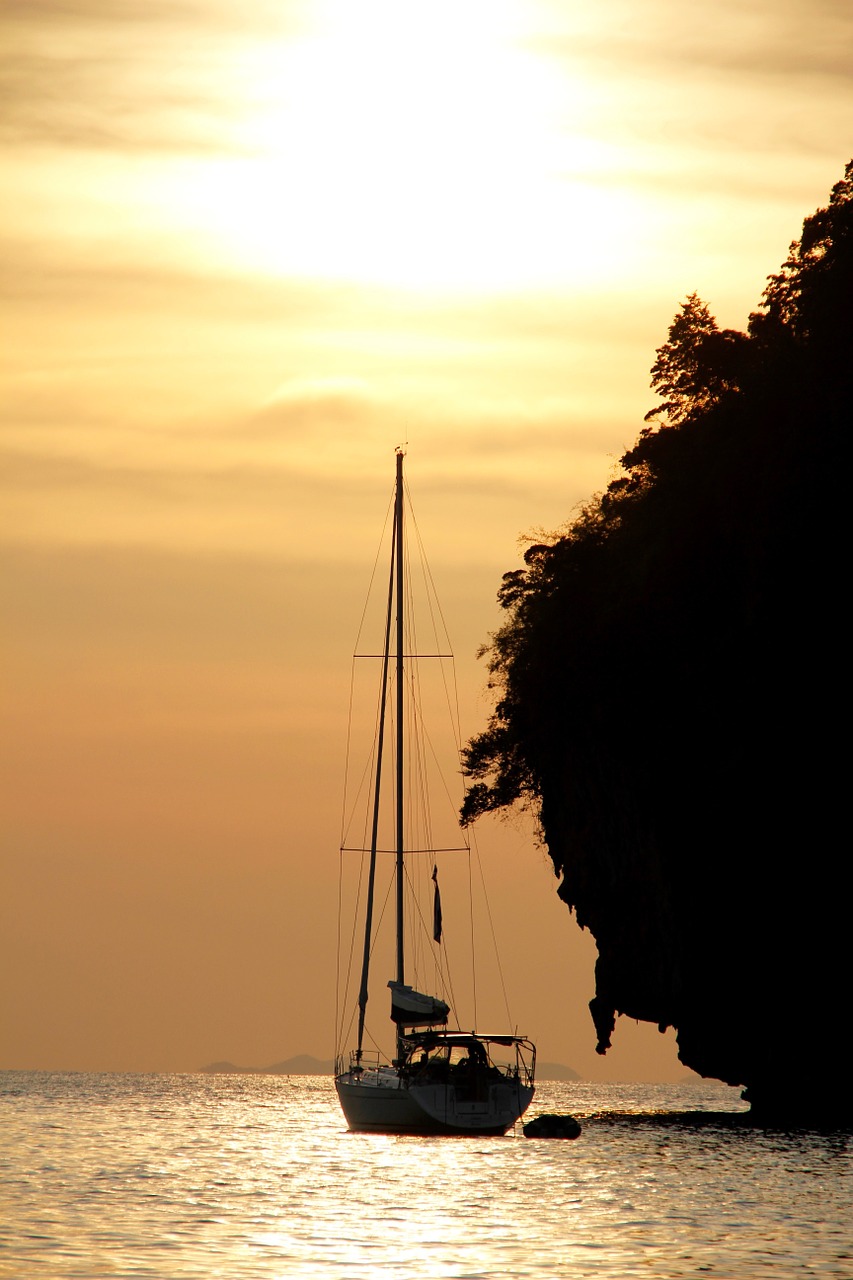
644 292 748 427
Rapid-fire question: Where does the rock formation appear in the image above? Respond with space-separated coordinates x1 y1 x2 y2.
463 163 852 1125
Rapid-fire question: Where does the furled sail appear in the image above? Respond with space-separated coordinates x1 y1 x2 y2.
388 980 450 1026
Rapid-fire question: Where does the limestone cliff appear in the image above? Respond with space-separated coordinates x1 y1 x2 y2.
463 163 852 1124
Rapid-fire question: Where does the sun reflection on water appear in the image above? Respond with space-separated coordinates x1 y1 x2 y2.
1 1072 849 1280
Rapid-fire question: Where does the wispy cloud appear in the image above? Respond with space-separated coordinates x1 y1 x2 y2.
532 0 853 191
538 0 853 80
1 26 227 152
0 1 309 152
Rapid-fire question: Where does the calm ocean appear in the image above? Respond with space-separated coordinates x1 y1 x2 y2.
1 1071 849 1279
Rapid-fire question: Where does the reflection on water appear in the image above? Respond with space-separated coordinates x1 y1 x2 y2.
1 1072 849 1279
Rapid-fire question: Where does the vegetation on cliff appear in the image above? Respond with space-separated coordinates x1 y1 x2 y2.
463 162 852 1119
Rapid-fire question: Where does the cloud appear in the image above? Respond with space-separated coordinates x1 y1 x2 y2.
532 0 853 187
0 1 309 152
0 240 344 319
2 1 195 21
538 0 853 81
0 62 224 153
247 379 382 438
0 368 630 561
0 34 226 153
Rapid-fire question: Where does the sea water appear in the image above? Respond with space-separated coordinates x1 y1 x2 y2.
1 1072 849 1279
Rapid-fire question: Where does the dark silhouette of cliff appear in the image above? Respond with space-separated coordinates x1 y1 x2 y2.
463 162 852 1124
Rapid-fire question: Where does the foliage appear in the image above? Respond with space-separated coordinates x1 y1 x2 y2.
462 160 853 830
644 292 749 427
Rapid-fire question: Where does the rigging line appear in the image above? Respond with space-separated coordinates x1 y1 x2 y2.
448 631 469 823
403 654 441 993
335 846 343 1055
339 821 366 1042
339 661 387 848
354 654 452 659
339 655 391 1049
368 865 396 973
362 1021 384 1057
405 483 488 1035
338 680 379 1049
406 495 464 748
338 492 395 1053
341 846 469 854
405 693 468 862
339 1007 357 1057
402 545 445 856
337 842 366 1052
400 665 432 986
431 862 461 1027
343 860 396 1054
398 491 464 856
344 570 400 848
467 842 477 1028
405 672 431 837
401 859 459 1019
339 659 378 848
398 479 466 1026
351 489 395 656
440 917 459 1026
338 680 383 1049
352 863 397 1056
470 823 513 1028
341 799 374 1048
338 963 360 1054
339 860 396 1057
408 694 471 843
341 482 394 851
356 506 397 1059
399 700 443 993
432 869 460 1028
338 655 357 849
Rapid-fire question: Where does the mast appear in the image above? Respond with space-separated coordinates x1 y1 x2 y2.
395 449 405 991
354 509 396 1062
354 448 405 1065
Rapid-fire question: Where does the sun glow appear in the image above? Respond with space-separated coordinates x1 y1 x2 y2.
174 0 631 291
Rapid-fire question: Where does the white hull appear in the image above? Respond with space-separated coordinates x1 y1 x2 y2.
336 1068 534 1136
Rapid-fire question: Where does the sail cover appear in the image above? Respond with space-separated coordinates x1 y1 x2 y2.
388 980 450 1026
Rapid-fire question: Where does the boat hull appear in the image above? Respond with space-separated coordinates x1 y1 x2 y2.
336 1070 534 1136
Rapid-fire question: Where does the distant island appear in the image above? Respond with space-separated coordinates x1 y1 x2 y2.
202 1056 580 1080
535 1062 580 1081
201 1055 334 1075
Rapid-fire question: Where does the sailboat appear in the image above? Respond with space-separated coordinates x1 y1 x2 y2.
334 449 536 1135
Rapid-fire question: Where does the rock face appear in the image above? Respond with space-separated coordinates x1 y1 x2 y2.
462 164 852 1126
545 750 844 1124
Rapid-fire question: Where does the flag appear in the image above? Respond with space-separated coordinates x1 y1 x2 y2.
432 863 442 943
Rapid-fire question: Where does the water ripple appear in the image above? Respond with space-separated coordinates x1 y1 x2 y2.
0 1072 849 1279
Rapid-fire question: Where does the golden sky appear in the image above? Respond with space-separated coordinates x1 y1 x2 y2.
2 0 851 1077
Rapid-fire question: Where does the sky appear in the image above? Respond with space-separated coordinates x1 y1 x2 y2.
2 0 851 1080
